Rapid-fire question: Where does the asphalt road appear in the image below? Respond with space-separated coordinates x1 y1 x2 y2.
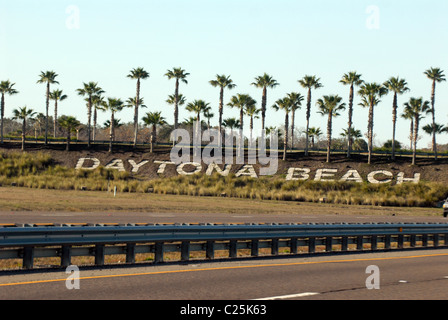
0 250 447 302
1 210 447 305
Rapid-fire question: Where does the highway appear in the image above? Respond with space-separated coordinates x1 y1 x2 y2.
0 250 447 301
1 210 447 304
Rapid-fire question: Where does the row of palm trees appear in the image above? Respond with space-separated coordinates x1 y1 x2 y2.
0 67 446 164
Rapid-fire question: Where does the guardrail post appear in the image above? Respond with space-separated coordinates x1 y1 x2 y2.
325 237 333 252
154 242 164 263
229 240 237 258
290 237 298 254
356 236 363 251
341 236 348 251
181 241 190 261
308 237 316 253
23 246 34 269
61 245 72 268
206 241 214 260
444 234 448 247
95 244 105 266
397 234 404 249
410 235 416 247
271 239 279 256
126 243 136 264
422 234 428 247
384 235 391 249
251 239 259 257
433 234 439 248
371 235 377 251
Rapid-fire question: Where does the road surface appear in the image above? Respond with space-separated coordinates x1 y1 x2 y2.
0 249 447 301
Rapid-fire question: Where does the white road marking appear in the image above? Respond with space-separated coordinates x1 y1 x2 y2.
253 292 320 300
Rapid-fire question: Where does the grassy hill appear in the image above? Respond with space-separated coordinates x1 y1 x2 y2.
1 142 448 208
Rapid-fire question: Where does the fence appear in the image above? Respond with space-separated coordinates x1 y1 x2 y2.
1 222 448 270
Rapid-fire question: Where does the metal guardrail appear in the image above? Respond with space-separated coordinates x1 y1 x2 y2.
0 222 448 270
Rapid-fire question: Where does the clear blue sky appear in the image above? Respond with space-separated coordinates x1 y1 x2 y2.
1 0 447 148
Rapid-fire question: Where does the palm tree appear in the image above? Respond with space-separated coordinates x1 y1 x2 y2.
401 105 415 150
49 89 68 138
423 123 447 144
222 117 241 132
142 111 167 153
272 97 292 160
316 95 346 163
424 67 446 160
286 92 304 150
126 97 147 143
100 98 125 153
299 75 323 156
307 127 322 150
76 82 104 148
12 106 36 151
228 94 257 157
340 128 362 151
127 67 150 147
58 115 81 151
251 73 279 133
0 81 18 144
403 97 431 165
358 82 388 164
340 72 363 158
186 100 210 155
383 77 410 160
37 71 59 144
245 104 260 147
165 68 189 132
103 118 123 141
203 106 214 130
209 75 236 141
90 94 105 142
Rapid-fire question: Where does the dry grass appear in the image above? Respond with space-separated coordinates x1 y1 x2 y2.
0 151 447 212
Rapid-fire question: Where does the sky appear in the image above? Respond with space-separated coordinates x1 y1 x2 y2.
0 0 447 148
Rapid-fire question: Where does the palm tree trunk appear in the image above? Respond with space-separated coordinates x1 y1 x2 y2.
391 93 398 161
87 96 92 148
347 84 354 158
367 103 374 164
53 100 58 138
250 116 254 149
218 87 224 145
261 87 267 130
174 79 179 130
1 93 4 144
93 108 97 142
283 112 289 161
22 119 26 151
409 120 414 150
150 124 156 153
66 127 71 151
45 82 50 145
133 78 140 147
290 110 295 151
412 116 419 165
431 80 438 160
305 88 312 156
239 108 244 158
326 114 332 163
109 112 114 153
